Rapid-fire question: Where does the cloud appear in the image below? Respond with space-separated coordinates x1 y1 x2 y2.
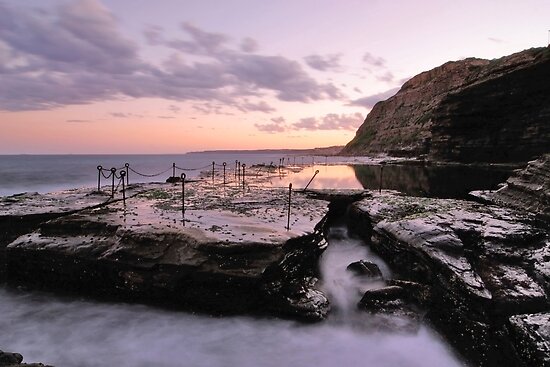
254 113 363 133
488 37 503 43
0 1 344 112
240 37 259 53
66 119 91 123
166 22 229 56
254 121 286 133
168 104 181 113
237 100 275 113
143 25 164 45
293 113 363 131
362 52 386 67
348 87 400 109
361 52 397 83
304 53 342 72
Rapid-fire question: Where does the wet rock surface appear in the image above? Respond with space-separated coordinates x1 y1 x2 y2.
346 260 383 279
358 285 422 332
349 192 550 366
476 154 550 220
0 187 135 281
508 312 550 367
3 174 341 321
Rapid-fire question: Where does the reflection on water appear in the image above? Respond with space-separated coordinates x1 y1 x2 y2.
353 164 511 198
268 164 511 199
266 165 365 190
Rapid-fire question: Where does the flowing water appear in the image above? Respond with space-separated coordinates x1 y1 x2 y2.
0 225 466 367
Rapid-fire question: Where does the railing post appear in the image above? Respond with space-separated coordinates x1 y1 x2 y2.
242 164 246 188
237 161 241 182
212 161 215 183
235 160 238 179
172 162 176 178
223 162 226 184
180 173 186 214
97 165 102 191
120 170 126 204
287 183 292 230
110 167 116 198
304 170 320 191
125 163 129 185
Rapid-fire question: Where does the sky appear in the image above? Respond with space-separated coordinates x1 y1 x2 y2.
0 0 548 154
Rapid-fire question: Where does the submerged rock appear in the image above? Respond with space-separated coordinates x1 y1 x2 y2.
349 192 549 366
358 285 422 332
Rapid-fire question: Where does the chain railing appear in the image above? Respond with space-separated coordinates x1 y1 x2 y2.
94 157 328 229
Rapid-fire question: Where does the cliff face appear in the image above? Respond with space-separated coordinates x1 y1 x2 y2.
342 47 550 163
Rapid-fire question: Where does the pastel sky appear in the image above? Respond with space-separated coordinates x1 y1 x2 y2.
1 0 548 154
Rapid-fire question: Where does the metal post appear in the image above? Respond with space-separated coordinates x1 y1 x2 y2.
180 173 186 213
172 162 176 178
235 160 238 179
120 170 126 204
125 163 129 185
212 161 215 183
242 164 246 188
287 183 292 230
237 161 241 182
223 162 226 184
110 167 116 198
97 165 102 191
304 170 320 191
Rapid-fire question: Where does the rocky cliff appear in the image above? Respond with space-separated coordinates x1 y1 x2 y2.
342 47 550 163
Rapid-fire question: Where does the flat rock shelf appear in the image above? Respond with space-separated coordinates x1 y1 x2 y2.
3 174 354 322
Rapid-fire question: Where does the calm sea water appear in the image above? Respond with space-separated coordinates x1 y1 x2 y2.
0 153 291 196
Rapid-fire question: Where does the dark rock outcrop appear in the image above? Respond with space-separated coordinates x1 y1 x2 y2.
480 154 550 220
349 192 549 366
343 47 550 163
508 312 550 367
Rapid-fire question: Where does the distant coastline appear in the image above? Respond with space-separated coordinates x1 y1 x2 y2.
187 146 343 156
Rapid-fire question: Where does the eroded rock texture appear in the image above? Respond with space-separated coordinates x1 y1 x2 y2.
349 192 550 366
489 154 550 220
343 47 550 163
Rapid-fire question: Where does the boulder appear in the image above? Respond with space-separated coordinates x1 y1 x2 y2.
346 260 383 279
358 285 422 332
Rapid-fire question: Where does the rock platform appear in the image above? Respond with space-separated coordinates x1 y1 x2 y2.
2 173 349 321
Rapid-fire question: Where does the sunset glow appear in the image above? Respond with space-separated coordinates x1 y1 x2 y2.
1 0 549 153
